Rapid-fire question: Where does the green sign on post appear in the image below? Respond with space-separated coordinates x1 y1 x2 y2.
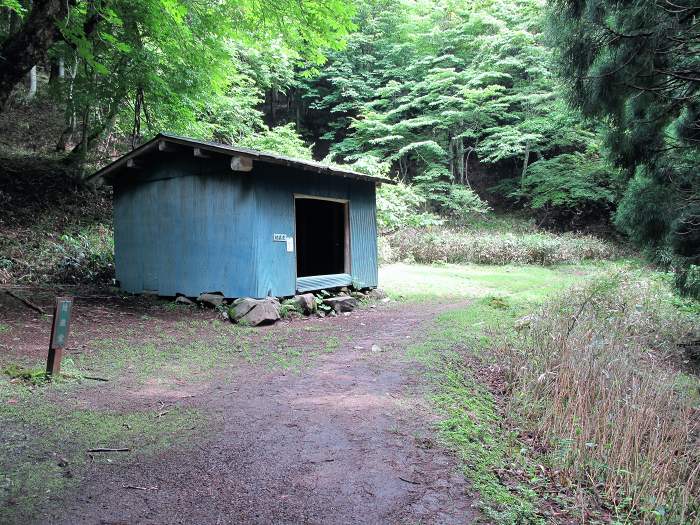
46 297 73 376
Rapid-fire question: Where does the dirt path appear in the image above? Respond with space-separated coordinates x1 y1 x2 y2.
14 301 479 524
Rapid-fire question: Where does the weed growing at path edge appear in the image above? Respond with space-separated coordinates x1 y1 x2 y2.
403 263 700 523
407 296 542 523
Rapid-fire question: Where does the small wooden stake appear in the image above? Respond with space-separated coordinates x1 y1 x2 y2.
46 297 73 376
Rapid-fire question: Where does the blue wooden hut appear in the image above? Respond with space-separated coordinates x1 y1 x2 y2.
89 133 391 299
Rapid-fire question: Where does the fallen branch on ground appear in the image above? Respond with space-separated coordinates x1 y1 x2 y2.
61 373 109 382
398 476 421 485
81 375 109 382
3 290 45 314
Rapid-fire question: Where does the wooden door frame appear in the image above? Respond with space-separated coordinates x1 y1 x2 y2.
292 194 352 279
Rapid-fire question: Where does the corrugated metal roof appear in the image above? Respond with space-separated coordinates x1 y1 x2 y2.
88 132 394 185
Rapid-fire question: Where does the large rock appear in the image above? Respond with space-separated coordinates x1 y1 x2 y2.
292 293 316 314
197 292 225 308
229 298 280 326
323 296 358 313
366 289 387 300
175 295 195 305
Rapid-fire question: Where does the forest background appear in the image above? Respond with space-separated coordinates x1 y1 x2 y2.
0 0 697 296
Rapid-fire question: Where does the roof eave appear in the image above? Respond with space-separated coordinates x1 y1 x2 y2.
87 133 395 185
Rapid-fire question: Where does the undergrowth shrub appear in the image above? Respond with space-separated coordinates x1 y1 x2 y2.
376 182 442 234
385 227 618 265
503 274 700 522
0 153 113 284
52 224 114 283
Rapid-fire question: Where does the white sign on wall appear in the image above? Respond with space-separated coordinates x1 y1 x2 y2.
273 233 294 252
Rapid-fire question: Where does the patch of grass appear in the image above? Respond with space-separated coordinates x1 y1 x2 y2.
0 382 201 523
408 300 540 523
72 322 257 381
402 260 699 523
0 323 10 333
69 319 349 381
2 364 49 386
380 262 595 302
251 328 345 372
271 347 304 370
503 271 700 522
323 335 341 353
435 360 540 524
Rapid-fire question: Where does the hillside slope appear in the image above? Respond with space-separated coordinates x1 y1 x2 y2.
0 153 112 286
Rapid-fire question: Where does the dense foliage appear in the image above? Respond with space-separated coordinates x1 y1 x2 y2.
1 0 698 294
549 0 700 295
0 0 354 165
297 0 611 225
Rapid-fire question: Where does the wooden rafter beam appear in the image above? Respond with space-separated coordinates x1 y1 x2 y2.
230 156 253 172
158 140 177 153
193 147 211 159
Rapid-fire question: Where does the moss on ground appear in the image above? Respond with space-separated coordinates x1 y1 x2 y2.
60 318 350 382
0 303 355 522
0 382 201 524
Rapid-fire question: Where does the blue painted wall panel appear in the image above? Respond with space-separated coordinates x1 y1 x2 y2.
252 164 378 297
114 179 142 292
350 182 379 289
113 154 378 298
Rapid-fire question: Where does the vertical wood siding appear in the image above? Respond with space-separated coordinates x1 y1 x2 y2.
113 157 378 298
349 182 378 289
252 164 378 297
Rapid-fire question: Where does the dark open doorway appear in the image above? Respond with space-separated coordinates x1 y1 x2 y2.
295 197 348 278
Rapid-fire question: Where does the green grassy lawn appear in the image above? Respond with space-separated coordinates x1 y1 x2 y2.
380 261 597 302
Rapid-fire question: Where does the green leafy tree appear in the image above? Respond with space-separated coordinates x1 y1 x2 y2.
376 182 443 234
549 0 700 294
300 0 595 222
516 150 622 229
0 0 356 165
240 123 313 159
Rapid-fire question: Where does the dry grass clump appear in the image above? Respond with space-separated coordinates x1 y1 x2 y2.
505 274 700 522
384 227 618 266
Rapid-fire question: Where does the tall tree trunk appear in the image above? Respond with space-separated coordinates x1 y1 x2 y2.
464 146 475 189
0 0 73 109
27 65 37 98
25 0 37 100
64 83 127 167
296 89 302 129
520 140 531 190
55 56 78 151
49 56 64 84
269 89 276 127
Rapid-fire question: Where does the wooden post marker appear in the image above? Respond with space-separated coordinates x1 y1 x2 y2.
46 297 73 376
